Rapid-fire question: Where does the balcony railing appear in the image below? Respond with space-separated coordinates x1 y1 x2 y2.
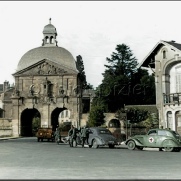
163 93 181 105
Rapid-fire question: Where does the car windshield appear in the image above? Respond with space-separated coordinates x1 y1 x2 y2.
98 129 111 134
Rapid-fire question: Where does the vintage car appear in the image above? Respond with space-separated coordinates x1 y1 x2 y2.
75 127 118 148
125 128 181 152
36 127 55 142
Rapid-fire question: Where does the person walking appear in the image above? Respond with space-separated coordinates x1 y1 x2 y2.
68 125 77 147
81 126 88 147
54 127 61 144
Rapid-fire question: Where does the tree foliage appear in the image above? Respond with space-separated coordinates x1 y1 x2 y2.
76 55 93 90
115 107 148 124
32 117 41 136
87 104 105 127
140 112 159 129
93 44 155 112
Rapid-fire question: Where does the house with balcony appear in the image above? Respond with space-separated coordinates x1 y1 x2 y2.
140 40 181 134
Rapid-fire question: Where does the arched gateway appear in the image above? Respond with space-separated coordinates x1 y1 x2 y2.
8 19 83 136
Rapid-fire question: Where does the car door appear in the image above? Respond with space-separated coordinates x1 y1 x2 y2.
155 130 169 147
143 129 158 147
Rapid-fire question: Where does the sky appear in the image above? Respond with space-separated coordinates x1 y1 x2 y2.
1 1 181 88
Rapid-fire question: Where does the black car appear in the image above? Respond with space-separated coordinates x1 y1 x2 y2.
76 127 118 148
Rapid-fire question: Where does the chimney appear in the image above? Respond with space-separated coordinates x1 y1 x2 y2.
3 80 9 91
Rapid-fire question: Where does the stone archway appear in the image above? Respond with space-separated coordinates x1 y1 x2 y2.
21 108 40 136
108 119 120 128
51 107 66 131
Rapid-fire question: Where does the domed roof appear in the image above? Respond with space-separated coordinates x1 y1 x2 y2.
16 46 78 72
43 24 57 34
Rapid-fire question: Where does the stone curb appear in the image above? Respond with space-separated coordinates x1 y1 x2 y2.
0 136 21 141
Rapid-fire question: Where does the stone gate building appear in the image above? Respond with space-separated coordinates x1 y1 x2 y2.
1 19 84 136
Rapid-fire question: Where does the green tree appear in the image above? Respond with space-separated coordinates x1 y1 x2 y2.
115 107 148 124
100 44 139 111
139 72 156 104
32 117 41 136
140 112 159 129
87 104 105 127
94 44 156 111
76 55 93 90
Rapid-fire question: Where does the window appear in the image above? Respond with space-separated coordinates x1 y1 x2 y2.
61 111 64 118
176 66 181 92
163 50 166 59
98 129 111 134
148 130 157 135
158 130 167 136
66 110 68 117
50 36 54 44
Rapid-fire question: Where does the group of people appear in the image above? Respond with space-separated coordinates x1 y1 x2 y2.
68 125 89 148
54 125 89 147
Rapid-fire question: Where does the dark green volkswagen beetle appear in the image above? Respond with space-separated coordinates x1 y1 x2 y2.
125 128 181 152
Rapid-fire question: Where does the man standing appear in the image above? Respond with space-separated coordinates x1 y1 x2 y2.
68 125 77 147
81 126 89 147
54 127 61 144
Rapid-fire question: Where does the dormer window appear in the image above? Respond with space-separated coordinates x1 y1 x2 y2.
163 50 166 59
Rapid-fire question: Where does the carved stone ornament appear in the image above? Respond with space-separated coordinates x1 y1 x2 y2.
29 84 40 96
36 62 67 75
18 61 68 76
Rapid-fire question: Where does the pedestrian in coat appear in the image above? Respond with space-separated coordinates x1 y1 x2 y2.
54 127 61 144
81 126 89 147
68 125 77 147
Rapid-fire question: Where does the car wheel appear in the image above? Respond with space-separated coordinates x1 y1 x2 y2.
164 147 174 152
136 146 143 150
92 139 99 149
109 145 115 149
127 140 136 150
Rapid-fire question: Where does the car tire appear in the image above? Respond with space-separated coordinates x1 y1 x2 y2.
127 140 136 150
92 139 99 149
164 147 174 152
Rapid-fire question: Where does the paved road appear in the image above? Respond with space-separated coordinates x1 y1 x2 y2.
0 137 181 179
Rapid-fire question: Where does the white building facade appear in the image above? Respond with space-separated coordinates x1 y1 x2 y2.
140 40 181 135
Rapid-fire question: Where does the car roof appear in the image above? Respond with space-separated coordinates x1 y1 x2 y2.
149 128 174 132
90 127 108 130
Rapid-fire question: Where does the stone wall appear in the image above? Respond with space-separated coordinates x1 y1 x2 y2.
80 113 147 142
0 119 13 137
0 112 147 139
